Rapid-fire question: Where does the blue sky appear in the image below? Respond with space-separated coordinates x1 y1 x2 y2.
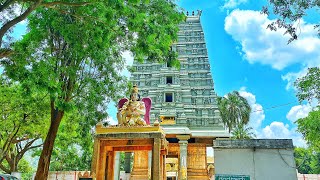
174 0 320 147
9 0 319 147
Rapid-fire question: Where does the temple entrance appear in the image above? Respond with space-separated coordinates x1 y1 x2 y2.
92 125 168 180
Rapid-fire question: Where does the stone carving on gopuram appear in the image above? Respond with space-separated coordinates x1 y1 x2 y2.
116 85 152 126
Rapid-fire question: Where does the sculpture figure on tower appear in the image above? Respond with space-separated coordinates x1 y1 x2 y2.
116 85 151 126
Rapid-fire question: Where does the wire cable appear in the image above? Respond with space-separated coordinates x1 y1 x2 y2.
251 101 298 113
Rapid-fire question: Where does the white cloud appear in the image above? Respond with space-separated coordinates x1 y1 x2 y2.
120 51 134 77
107 116 118 125
224 10 320 70
260 121 306 147
281 68 309 90
238 88 306 147
286 104 312 122
121 51 134 77
106 101 118 125
106 52 133 126
221 0 248 9
239 87 265 130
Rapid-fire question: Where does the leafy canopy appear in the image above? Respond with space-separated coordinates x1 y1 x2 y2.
294 67 319 152
294 67 320 103
0 77 49 173
231 124 256 139
296 109 320 152
217 91 251 133
294 147 320 174
1 0 184 178
262 0 320 44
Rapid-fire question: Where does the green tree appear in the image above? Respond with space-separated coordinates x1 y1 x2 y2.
311 151 320 174
18 158 34 180
48 110 94 171
0 77 48 174
294 147 313 174
294 147 320 174
294 67 319 152
0 0 91 58
217 91 251 133
296 110 320 152
231 124 255 139
1 1 184 179
262 0 320 44
294 67 320 103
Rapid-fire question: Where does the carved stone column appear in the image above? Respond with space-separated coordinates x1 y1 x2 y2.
131 151 149 180
177 135 190 180
152 138 161 180
114 152 121 180
187 144 208 180
106 151 115 180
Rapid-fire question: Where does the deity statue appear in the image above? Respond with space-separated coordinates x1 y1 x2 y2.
116 85 151 126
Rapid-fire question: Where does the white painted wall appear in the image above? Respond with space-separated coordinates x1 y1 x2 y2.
215 148 298 180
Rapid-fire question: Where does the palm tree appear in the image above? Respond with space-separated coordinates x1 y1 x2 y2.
217 91 251 133
232 124 256 139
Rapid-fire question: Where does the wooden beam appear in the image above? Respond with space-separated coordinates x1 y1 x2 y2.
113 146 152 152
101 139 153 147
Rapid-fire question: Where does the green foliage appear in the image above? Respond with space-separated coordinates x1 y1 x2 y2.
1 0 184 178
262 0 320 43
294 147 320 174
296 109 320 152
294 67 320 103
231 124 256 139
18 158 34 180
217 91 251 133
0 77 49 173
49 110 94 171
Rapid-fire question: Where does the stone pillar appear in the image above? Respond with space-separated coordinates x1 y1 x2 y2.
131 151 149 180
124 152 132 173
91 138 100 178
152 138 161 180
106 151 116 180
114 152 121 180
177 135 190 180
148 151 152 178
96 145 107 179
161 151 167 180
187 144 208 180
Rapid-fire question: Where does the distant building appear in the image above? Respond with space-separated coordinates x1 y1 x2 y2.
214 139 298 180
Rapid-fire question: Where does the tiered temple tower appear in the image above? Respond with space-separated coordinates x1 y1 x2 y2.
130 11 229 180
131 11 226 135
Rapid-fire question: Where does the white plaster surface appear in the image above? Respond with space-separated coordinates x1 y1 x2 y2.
215 148 298 180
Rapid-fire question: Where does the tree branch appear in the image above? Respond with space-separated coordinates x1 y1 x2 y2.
0 0 14 12
0 125 20 163
41 1 92 8
17 138 42 160
0 162 10 174
0 48 14 59
0 0 42 46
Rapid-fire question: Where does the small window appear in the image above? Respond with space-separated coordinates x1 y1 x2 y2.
165 93 173 102
166 76 173 84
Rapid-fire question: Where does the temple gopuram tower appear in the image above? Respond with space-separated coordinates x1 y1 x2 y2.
130 11 229 180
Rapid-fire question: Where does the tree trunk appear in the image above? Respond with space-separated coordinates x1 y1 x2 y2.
34 104 64 180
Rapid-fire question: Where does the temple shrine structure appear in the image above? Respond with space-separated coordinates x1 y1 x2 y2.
90 10 299 180
131 11 230 179
92 11 230 180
